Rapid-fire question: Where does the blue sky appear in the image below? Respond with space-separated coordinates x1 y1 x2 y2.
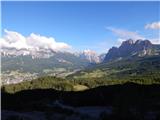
1 1 160 53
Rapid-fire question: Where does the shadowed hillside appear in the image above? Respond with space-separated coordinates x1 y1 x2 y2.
2 82 160 120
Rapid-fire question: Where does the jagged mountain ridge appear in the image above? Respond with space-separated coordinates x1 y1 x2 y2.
1 47 56 59
104 39 160 62
1 47 102 63
1 47 102 84
1 48 103 73
2 39 160 85
1 52 90 73
76 49 101 63
1 52 92 85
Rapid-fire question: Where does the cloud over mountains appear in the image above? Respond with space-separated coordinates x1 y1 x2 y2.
145 21 160 30
0 29 71 51
106 27 145 40
106 26 160 45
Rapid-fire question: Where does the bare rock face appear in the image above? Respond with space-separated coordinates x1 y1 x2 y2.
104 39 160 62
78 49 101 63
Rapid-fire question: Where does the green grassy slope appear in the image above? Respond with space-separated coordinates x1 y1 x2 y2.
67 55 160 86
2 56 160 93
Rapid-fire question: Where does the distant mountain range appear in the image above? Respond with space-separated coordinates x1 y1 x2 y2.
1 39 160 84
2 39 159 65
2 39 160 119
1 49 103 74
67 39 160 86
1 48 102 84
1 47 102 62
104 39 160 62
76 49 103 63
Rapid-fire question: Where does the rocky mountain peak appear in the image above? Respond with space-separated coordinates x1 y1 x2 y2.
103 39 160 62
121 39 135 46
135 39 152 46
79 49 100 63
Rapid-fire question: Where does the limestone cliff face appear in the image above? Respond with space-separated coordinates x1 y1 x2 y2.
104 39 160 62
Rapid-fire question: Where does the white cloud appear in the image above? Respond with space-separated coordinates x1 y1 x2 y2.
0 29 71 51
1 29 30 49
150 38 160 44
106 27 145 40
106 27 160 45
145 22 160 30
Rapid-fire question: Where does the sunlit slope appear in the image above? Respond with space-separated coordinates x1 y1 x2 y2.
68 55 160 85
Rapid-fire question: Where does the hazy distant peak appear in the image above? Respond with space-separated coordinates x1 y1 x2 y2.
83 49 97 55
76 49 101 63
